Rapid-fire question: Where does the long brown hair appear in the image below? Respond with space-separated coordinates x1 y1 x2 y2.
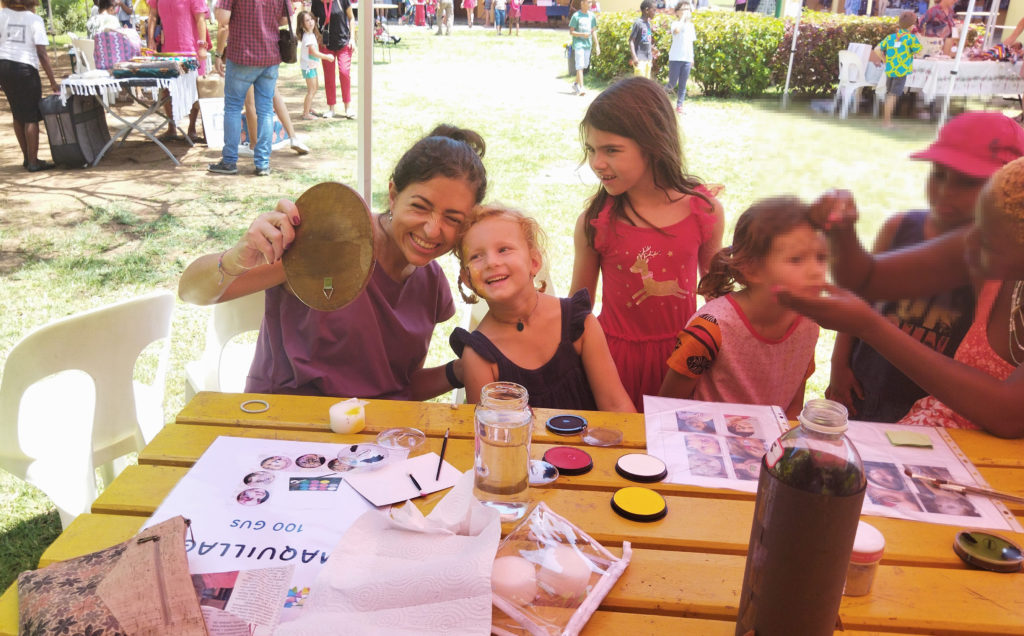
698 196 811 299
579 77 711 248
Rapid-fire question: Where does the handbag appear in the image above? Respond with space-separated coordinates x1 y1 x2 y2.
279 0 299 64
18 516 207 636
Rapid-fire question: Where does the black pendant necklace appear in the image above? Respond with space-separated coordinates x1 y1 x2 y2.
516 320 524 332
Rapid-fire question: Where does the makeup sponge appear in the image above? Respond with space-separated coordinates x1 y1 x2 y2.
492 556 538 605
536 545 592 602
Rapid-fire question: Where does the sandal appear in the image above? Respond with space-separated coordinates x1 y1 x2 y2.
342 113 355 120
25 160 55 172
301 113 317 120
158 132 180 142
187 132 204 144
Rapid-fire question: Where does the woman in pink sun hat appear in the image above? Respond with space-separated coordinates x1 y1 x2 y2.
780 111 1024 438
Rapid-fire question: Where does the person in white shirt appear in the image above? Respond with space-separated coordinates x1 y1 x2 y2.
0 0 59 171
666 0 695 114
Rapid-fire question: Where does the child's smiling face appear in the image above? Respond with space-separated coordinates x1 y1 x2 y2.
303 13 316 31
460 217 541 303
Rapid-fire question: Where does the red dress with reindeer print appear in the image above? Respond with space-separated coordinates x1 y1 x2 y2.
591 186 716 410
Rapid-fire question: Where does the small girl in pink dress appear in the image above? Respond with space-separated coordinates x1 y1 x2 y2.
570 77 725 411
462 0 476 27
507 0 521 35
660 197 825 419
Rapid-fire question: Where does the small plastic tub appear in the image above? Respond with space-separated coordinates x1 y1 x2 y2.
844 521 885 596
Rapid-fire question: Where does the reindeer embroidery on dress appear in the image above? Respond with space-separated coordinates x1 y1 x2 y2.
629 246 689 305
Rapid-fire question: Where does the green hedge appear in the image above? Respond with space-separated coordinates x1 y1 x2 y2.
588 9 984 98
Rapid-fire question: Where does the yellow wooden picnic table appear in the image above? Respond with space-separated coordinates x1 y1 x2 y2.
3 391 1024 634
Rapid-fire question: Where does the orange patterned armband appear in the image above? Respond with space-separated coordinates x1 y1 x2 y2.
666 313 722 378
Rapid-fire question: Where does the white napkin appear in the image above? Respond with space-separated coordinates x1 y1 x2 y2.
275 470 500 636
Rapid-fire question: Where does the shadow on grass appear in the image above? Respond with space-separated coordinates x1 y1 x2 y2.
0 510 61 592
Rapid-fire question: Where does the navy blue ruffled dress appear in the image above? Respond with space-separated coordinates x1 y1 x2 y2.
449 290 598 410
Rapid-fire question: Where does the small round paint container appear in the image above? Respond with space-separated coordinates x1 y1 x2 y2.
582 427 623 447
529 459 559 486
376 427 426 457
615 453 668 483
953 531 1023 573
336 443 390 470
611 486 667 522
546 414 588 436
843 521 885 596
542 446 593 476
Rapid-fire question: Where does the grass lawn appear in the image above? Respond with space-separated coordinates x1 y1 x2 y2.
0 21 987 590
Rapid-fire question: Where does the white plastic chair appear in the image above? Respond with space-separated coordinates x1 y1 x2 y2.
832 50 881 119
0 291 175 528
184 291 265 401
451 264 555 405
71 37 96 73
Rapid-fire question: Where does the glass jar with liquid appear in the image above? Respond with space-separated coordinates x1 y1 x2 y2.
473 382 533 522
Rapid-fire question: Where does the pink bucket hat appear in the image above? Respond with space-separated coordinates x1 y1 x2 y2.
910 112 1024 179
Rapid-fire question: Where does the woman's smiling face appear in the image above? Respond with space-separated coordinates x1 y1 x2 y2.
386 175 476 267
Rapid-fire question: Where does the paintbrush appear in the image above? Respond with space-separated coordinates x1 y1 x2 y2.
904 468 1024 504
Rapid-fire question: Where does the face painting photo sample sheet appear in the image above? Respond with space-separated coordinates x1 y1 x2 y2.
142 436 376 624
643 396 789 493
644 396 1020 532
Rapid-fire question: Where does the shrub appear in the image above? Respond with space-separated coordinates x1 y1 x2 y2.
689 11 784 97
52 0 90 35
768 12 896 96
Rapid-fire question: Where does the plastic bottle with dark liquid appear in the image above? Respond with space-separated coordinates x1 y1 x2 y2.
735 399 866 636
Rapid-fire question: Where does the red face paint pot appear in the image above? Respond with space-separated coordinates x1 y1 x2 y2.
542 446 594 476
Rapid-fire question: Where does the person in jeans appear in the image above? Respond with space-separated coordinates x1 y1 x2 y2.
208 0 291 176
666 0 694 114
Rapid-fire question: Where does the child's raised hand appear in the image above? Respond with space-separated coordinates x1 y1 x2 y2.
807 188 858 232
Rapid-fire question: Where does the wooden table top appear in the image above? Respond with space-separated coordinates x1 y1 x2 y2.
4 391 1024 635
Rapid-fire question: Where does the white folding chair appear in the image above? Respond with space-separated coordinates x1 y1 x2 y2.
451 263 555 405
184 291 265 401
832 50 881 119
0 291 175 528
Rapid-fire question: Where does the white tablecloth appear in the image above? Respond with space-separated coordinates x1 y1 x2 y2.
875 59 1024 103
61 71 199 123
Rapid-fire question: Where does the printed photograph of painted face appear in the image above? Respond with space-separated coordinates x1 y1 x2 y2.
684 433 722 456
675 411 716 434
730 457 762 481
260 455 292 471
866 485 923 512
864 461 906 492
237 488 270 506
725 436 766 461
724 414 757 438
688 454 727 478
296 454 326 469
904 464 958 498
920 492 980 517
327 458 353 472
243 470 275 485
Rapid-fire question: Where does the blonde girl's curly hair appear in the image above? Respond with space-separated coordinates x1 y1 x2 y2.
990 156 1024 246
453 205 548 303
697 196 812 300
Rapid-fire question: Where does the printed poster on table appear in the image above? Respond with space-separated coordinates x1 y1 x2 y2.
643 396 1021 533
143 436 376 623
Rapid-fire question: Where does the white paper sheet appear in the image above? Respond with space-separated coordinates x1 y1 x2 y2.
143 436 377 624
343 452 461 507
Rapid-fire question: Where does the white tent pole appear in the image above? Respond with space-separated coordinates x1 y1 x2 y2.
937 0 975 128
782 1 804 109
356 3 373 205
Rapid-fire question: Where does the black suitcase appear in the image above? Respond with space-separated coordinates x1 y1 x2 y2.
40 94 111 168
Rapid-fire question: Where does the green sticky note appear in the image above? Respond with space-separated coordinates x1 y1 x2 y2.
886 430 933 448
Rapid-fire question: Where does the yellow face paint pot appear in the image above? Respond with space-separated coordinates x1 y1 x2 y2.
610 486 667 522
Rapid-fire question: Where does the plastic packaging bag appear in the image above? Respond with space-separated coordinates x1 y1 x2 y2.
491 502 631 636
